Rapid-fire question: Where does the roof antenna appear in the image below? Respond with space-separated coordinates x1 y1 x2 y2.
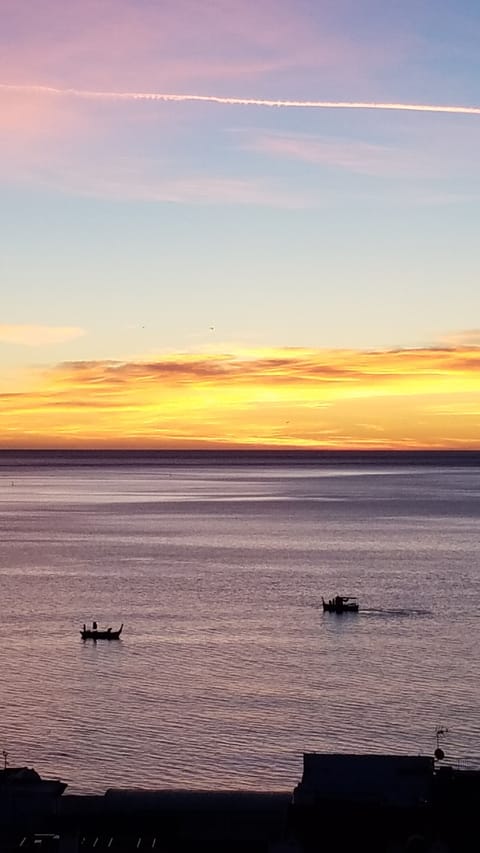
434 727 448 761
2 750 8 770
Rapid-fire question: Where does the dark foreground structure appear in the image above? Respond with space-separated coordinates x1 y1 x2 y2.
1 753 479 852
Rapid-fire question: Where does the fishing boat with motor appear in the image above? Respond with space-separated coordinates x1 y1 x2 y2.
81 621 123 640
0 751 67 796
322 595 359 613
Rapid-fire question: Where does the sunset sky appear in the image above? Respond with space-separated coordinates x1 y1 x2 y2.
1 0 479 449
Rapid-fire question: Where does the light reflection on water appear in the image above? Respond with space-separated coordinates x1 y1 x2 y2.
0 454 479 792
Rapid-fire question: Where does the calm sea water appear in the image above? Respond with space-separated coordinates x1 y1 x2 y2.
0 451 479 793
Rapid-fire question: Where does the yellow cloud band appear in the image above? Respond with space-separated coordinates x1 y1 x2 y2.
1 346 479 448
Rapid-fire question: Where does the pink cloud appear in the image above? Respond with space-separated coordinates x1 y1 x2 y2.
24 159 311 207
0 88 313 205
243 128 480 179
0 0 401 92
2 2 477 203
0 87 94 165
247 133 400 176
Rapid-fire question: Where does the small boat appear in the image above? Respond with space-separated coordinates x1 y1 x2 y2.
322 596 359 614
81 622 123 640
0 754 67 796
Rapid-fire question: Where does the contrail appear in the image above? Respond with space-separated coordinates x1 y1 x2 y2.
2 82 480 116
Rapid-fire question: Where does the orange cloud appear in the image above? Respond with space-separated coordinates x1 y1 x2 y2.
1 346 479 449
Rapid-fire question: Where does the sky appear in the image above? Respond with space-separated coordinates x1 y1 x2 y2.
1 0 480 449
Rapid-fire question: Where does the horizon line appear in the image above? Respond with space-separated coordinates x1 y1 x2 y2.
0 447 479 453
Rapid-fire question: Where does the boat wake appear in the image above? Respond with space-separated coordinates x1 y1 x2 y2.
360 607 432 617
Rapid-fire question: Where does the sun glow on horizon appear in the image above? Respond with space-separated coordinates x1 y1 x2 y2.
1 346 479 450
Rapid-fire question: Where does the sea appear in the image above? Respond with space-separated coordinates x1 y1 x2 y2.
0 450 479 794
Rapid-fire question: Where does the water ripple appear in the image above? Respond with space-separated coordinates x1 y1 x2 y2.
0 460 479 791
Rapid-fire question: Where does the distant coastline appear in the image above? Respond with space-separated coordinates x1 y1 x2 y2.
1 448 480 468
